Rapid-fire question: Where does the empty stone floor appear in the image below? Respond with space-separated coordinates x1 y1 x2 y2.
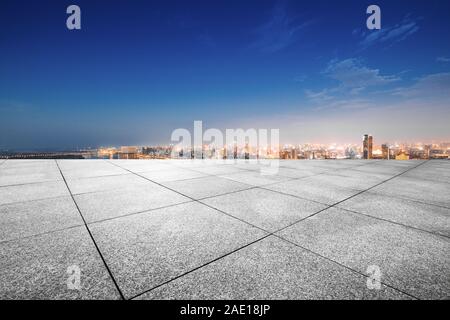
0 159 449 300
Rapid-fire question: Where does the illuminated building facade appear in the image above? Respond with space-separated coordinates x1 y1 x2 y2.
382 144 389 160
363 134 373 159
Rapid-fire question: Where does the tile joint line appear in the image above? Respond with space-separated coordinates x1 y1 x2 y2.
54 160 126 300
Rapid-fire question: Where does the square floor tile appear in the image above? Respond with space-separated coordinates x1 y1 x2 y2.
75 183 190 223
0 181 70 205
163 176 252 199
0 196 83 242
67 174 149 195
140 168 208 183
402 166 450 184
352 163 414 176
273 167 320 179
371 176 450 208
264 179 360 205
136 236 408 300
337 192 450 237
89 202 267 298
57 160 128 179
330 168 392 182
189 165 245 176
0 226 121 299
0 161 61 186
304 172 384 191
1 160 55 169
277 208 450 299
109 160 174 173
202 188 327 232
218 171 291 187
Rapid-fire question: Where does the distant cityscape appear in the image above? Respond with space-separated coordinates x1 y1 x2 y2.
1 134 449 160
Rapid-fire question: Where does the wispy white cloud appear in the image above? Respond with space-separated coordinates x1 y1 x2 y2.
305 89 334 103
324 58 399 89
391 72 450 98
356 16 420 50
304 89 341 108
313 98 374 111
437 56 450 63
305 58 400 111
250 3 313 53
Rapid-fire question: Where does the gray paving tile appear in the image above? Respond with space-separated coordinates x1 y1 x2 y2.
301 160 374 170
0 226 121 299
273 167 320 179
162 176 252 199
136 236 408 300
1 159 54 168
89 202 267 299
0 161 61 186
0 180 70 205
337 192 450 237
226 160 286 176
57 160 128 179
140 167 208 183
0 196 83 242
402 166 450 184
278 160 330 171
169 159 216 169
202 188 327 232
218 171 291 187
109 160 174 173
373 161 417 167
0 170 61 187
421 160 450 170
371 176 450 208
303 172 384 191
332 167 393 181
231 161 267 172
352 163 416 176
264 179 360 205
74 183 190 223
66 173 150 195
56 159 112 170
189 165 245 176
277 208 450 299
285 160 340 168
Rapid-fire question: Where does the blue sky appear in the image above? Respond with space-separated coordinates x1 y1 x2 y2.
1 0 449 150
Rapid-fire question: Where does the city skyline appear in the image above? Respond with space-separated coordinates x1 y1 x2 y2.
2 135 449 161
1 0 450 149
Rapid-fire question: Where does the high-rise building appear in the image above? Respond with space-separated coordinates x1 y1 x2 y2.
363 134 373 159
424 144 431 159
368 136 373 159
381 144 389 160
291 148 298 160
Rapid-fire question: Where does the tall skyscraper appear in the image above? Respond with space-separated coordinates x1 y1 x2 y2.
363 134 373 159
424 144 431 159
382 144 389 160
